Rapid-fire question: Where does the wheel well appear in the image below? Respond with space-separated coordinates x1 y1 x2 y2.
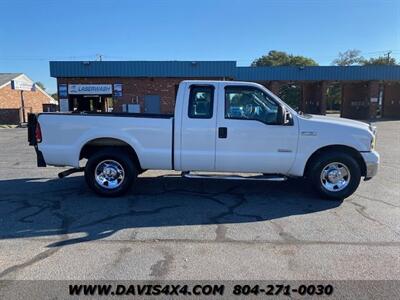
304 145 366 177
80 138 142 171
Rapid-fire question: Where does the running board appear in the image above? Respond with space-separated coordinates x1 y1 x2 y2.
181 172 287 181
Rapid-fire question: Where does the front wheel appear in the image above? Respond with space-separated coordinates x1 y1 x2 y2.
309 152 361 200
85 149 137 197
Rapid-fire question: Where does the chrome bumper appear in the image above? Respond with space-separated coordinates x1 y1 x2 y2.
361 150 380 180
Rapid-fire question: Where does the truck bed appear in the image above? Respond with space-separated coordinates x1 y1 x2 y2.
36 112 174 169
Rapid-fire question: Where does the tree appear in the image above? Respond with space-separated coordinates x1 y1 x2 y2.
326 83 341 112
362 55 397 65
333 49 398 66
332 49 364 66
278 84 302 110
251 50 318 67
50 93 58 100
35 81 46 91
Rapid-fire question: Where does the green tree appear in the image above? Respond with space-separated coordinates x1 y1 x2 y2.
50 93 58 100
333 49 398 66
326 83 341 112
278 84 302 110
35 81 46 91
362 55 397 65
332 49 364 66
251 50 318 67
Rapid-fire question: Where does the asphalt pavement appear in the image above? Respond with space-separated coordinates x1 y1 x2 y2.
0 120 399 280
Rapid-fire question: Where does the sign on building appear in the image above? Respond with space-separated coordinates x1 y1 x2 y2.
113 84 123 97
68 84 112 95
11 80 35 91
59 84 68 97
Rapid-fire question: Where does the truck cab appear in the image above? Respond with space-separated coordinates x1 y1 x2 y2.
174 81 298 174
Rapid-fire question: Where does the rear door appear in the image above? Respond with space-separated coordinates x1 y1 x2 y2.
179 83 218 171
215 84 298 174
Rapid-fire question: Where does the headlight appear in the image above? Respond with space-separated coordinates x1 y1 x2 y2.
371 132 377 150
369 124 377 135
368 124 377 150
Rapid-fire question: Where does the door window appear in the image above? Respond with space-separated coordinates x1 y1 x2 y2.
225 86 280 124
188 86 214 119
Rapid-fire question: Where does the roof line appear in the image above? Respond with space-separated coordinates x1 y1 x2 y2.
49 61 400 81
0 73 57 104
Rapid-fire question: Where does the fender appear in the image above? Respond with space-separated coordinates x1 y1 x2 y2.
75 130 144 168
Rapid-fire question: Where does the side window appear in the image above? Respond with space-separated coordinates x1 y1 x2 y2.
188 85 214 119
225 86 280 125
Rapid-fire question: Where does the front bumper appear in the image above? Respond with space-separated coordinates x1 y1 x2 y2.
361 150 379 180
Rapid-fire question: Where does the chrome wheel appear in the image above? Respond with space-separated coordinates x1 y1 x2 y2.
320 162 351 192
94 160 125 189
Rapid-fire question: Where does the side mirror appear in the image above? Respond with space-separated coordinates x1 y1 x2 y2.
280 106 292 125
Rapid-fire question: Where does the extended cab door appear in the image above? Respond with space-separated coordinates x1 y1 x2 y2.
179 83 218 171
215 84 298 174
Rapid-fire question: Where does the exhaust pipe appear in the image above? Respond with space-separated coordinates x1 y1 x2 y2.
58 167 84 179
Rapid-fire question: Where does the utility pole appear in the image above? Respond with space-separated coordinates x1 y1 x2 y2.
386 51 392 64
20 90 26 123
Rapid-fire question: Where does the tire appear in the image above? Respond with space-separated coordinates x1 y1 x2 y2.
84 148 137 197
308 151 361 200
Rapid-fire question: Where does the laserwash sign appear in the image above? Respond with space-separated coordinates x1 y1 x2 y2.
68 84 112 95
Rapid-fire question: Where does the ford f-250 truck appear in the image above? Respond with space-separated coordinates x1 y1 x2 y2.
28 80 379 199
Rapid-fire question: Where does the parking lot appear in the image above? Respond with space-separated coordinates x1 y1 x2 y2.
0 120 399 280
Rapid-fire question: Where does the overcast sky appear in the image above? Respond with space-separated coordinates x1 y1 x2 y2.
0 0 399 93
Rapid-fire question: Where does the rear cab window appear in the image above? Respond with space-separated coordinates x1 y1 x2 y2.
188 85 214 119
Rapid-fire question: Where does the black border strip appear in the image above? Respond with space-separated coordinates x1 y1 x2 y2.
171 117 175 170
38 112 173 119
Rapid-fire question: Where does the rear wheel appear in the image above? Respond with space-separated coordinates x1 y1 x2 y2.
85 148 137 197
309 152 361 199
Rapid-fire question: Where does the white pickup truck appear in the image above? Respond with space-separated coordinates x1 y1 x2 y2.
28 80 379 199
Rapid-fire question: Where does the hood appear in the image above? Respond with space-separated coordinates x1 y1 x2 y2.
297 114 375 152
300 114 371 131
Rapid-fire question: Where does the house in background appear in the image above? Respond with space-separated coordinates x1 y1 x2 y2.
0 73 57 124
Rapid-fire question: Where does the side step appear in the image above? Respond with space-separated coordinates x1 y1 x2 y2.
181 171 287 181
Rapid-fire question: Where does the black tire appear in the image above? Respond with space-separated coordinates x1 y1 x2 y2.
84 148 137 197
309 151 361 200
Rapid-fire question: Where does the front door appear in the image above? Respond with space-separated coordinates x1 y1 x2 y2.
144 95 161 113
215 85 298 174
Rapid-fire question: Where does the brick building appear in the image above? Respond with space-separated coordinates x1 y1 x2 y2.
0 73 57 124
50 61 400 119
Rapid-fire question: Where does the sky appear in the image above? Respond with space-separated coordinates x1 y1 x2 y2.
0 0 399 93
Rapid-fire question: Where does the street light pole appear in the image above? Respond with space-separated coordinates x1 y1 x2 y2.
20 90 26 123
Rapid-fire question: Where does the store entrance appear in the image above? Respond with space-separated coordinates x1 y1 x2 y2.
69 95 113 112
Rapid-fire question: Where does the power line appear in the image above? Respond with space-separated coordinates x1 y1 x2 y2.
0 49 399 64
